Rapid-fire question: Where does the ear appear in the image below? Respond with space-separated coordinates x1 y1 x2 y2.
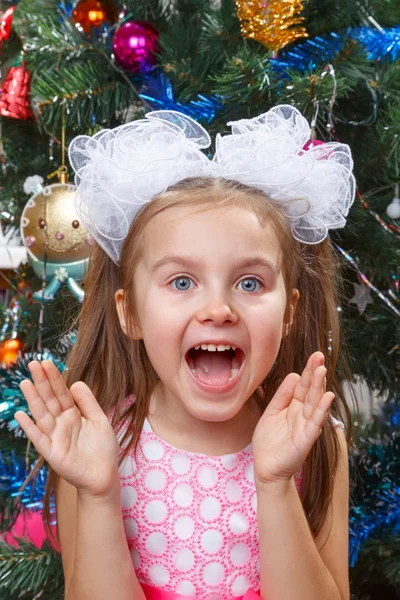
115 289 143 340
282 288 300 338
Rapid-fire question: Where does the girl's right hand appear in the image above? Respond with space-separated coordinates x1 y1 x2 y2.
14 360 120 499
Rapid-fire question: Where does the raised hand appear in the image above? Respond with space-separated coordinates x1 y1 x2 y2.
252 351 335 489
14 360 120 498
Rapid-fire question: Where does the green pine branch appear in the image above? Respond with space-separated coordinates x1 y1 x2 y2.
330 38 374 87
304 0 373 36
209 45 275 108
273 67 352 129
13 0 79 50
199 0 242 56
31 59 136 131
119 0 172 25
374 60 400 106
0 539 63 599
371 0 400 26
377 104 400 176
351 533 400 592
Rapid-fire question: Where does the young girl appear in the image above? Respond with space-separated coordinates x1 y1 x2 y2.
15 106 356 600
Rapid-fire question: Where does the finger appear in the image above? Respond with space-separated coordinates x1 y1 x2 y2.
303 365 327 420
20 379 57 437
70 381 105 421
293 351 325 403
309 392 335 432
41 360 74 411
28 361 62 418
14 410 51 459
267 373 300 415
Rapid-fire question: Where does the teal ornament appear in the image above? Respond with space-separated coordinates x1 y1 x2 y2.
31 258 88 303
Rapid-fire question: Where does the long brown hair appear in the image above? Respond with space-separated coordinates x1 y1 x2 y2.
24 176 357 545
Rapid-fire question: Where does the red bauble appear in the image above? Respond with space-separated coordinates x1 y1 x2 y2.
112 20 159 74
0 64 34 120
0 6 16 45
72 0 118 33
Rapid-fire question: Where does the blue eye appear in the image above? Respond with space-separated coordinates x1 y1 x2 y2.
237 278 263 292
170 276 195 291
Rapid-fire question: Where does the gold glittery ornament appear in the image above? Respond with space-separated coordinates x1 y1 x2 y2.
19 106 92 304
234 0 308 51
20 182 93 264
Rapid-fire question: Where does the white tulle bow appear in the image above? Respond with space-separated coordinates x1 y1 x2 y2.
68 105 355 264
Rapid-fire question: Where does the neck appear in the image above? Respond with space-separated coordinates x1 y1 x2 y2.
147 384 262 456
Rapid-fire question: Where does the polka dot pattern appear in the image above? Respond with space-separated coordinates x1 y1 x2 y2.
108 396 308 599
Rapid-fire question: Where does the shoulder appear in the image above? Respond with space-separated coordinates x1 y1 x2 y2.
315 425 350 599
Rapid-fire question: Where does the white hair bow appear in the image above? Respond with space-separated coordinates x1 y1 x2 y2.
68 105 355 264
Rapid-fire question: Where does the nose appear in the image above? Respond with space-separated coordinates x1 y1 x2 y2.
195 291 238 326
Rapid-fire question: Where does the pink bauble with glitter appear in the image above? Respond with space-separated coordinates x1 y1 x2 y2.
112 20 159 73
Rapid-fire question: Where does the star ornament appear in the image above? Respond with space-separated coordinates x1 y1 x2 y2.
349 282 373 313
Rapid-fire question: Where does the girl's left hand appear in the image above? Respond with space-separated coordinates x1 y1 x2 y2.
252 351 335 490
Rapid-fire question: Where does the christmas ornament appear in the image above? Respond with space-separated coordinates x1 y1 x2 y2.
20 177 92 303
0 301 21 342
0 5 15 45
335 243 400 318
273 27 400 76
0 64 34 120
72 0 118 33
139 71 222 122
23 175 44 195
386 186 400 220
0 451 58 548
349 282 374 314
234 0 308 51
3 509 59 550
0 338 23 367
113 20 159 73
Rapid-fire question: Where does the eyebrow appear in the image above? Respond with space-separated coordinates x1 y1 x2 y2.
150 255 280 274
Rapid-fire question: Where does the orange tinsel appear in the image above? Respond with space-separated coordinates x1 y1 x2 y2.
0 338 22 367
234 0 308 52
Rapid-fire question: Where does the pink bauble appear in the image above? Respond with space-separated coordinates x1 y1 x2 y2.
112 20 159 73
3 509 59 551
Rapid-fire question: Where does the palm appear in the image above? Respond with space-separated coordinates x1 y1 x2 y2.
47 406 119 495
252 352 335 486
15 360 120 498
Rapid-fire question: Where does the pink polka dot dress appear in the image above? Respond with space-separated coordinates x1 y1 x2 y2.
109 396 344 600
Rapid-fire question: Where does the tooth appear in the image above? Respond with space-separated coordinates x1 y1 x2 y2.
232 346 236 351
191 369 197 376
201 344 208 350
217 345 225 351
208 344 216 351
195 345 200 350
229 368 239 381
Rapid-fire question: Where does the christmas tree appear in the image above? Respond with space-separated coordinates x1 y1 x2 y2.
0 0 399 598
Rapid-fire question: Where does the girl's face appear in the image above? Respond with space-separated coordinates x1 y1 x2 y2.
116 204 298 423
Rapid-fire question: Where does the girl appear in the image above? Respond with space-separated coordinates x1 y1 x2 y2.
15 106 356 600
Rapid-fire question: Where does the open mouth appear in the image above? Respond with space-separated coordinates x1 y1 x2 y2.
185 345 245 387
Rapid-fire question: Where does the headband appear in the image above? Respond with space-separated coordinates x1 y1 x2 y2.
68 105 355 264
